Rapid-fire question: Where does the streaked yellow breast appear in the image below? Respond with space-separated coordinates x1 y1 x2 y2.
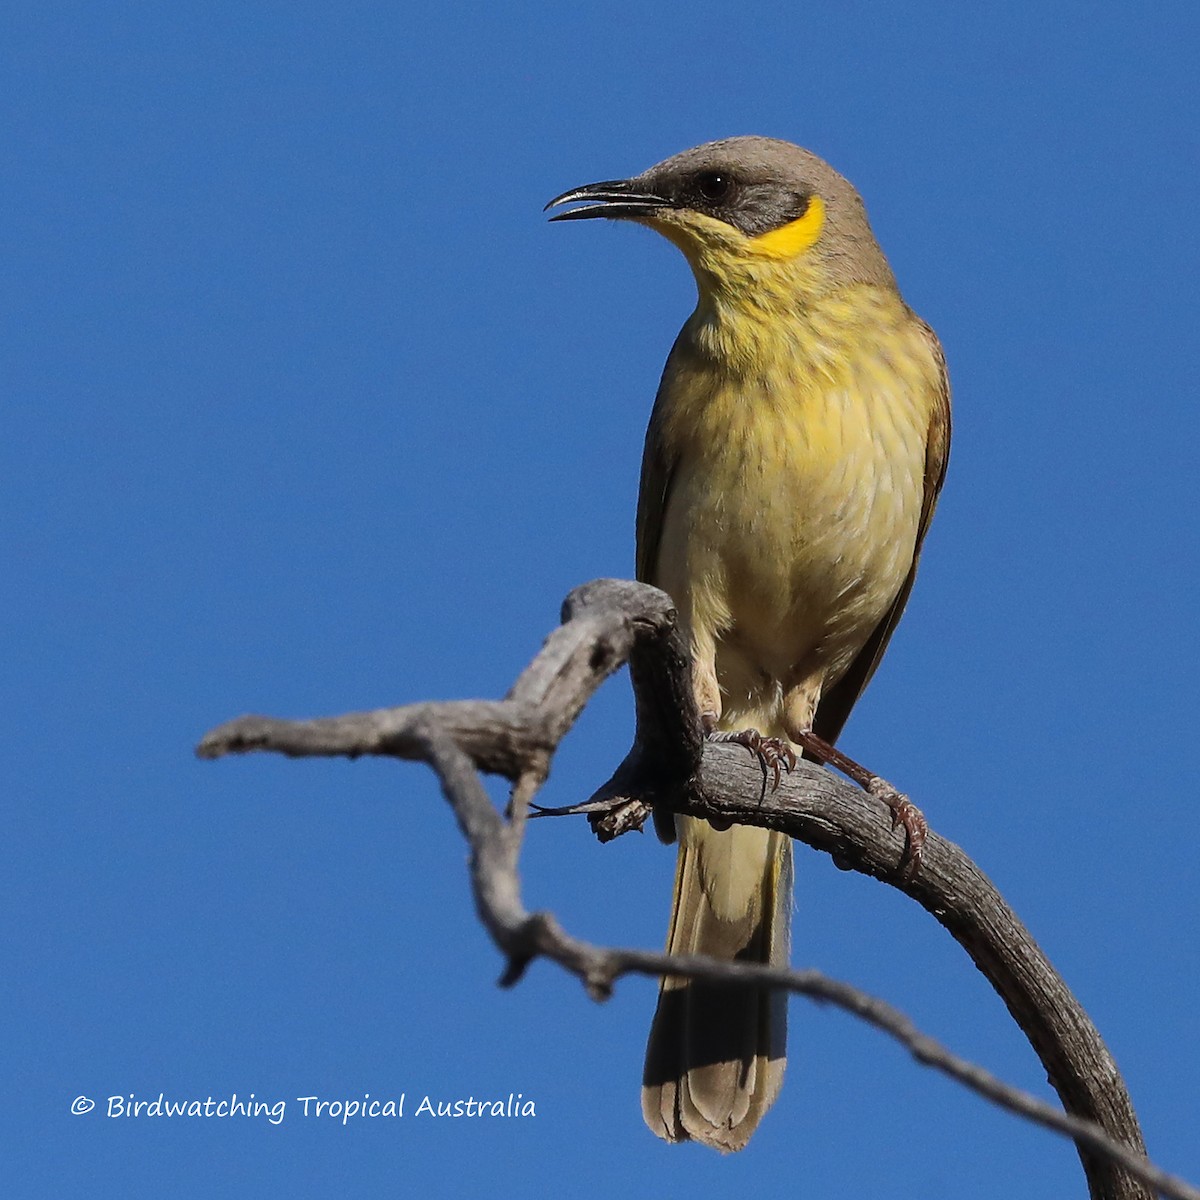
652 284 938 717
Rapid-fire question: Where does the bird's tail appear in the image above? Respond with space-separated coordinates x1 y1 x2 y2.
641 813 792 1151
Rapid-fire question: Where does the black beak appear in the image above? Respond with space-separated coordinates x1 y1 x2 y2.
544 178 672 222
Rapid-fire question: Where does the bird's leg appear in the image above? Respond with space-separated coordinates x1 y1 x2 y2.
700 711 796 795
792 729 926 882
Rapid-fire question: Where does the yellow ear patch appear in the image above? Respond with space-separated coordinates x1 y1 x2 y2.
747 195 825 259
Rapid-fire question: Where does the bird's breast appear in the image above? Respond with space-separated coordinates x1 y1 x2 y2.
653 322 933 688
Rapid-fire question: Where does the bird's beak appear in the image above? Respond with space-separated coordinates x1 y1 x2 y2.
544 178 672 222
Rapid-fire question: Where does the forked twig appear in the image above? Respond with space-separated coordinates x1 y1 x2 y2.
198 578 1186 1200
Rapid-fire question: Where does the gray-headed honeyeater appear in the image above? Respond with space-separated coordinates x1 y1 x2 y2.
547 137 950 1152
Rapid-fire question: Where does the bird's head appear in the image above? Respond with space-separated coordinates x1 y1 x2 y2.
546 136 895 302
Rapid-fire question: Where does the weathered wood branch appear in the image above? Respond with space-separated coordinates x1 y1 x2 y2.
198 578 1189 1200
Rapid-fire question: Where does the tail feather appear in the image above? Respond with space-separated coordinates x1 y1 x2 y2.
642 815 792 1151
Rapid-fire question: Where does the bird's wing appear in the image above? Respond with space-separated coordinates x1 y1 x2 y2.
635 386 679 586
636 372 685 845
812 318 952 745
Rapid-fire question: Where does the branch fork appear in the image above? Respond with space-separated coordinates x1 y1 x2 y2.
198 579 1188 1200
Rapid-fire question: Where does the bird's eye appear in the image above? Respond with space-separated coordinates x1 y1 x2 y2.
694 171 733 203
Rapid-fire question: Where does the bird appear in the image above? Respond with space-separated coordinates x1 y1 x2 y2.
546 137 950 1152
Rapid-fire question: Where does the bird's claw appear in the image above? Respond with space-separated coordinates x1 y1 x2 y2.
706 726 796 793
868 777 927 882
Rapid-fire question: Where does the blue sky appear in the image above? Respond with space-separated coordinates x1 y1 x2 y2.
5 2 1199 1196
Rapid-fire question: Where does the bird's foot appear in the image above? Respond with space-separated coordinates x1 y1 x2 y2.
701 712 796 794
792 729 927 882
868 777 927 883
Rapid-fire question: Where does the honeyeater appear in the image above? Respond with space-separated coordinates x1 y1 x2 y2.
546 137 950 1152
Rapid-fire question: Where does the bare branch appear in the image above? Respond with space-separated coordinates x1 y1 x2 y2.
198 578 1186 1200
